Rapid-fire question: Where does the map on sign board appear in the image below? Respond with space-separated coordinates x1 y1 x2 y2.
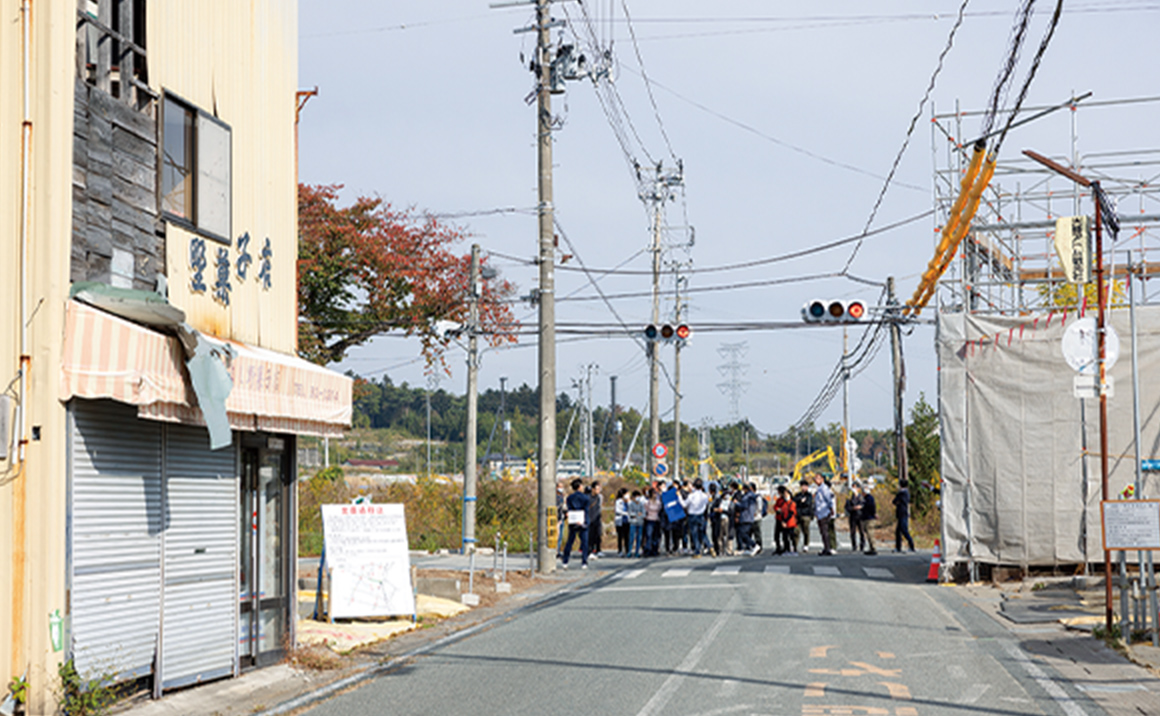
322 503 416 619
1101 500 1160 551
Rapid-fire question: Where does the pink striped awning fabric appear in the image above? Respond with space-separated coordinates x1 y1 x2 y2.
62 300 352 437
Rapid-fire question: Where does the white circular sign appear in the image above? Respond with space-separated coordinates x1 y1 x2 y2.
1061 316 1119 375
652 443 668 459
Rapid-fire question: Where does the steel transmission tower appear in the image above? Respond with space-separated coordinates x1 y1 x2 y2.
716 342 749 423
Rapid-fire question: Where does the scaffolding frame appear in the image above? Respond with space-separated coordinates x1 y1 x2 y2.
930 96 1160 315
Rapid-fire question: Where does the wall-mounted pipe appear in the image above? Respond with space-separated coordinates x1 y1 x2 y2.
12 0 32 689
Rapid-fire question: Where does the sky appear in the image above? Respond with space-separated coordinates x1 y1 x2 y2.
297 0 1160 440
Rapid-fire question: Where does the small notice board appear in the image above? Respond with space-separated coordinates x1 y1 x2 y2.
1101 500 1160 551
321 503 416 619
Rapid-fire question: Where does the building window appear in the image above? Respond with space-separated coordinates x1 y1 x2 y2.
160 93 232 243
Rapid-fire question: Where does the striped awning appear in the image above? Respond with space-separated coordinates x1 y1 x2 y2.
62 300 352 437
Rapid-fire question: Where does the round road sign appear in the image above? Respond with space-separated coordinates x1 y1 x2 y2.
652 443 668 460
654 462 669 476
1061 317 1119 374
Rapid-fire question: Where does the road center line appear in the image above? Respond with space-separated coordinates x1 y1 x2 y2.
635 594 740 716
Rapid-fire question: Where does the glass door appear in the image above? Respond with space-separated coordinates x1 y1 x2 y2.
239 443 289 668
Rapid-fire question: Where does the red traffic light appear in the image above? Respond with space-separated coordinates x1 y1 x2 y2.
675 324 691 340
803 299 868 323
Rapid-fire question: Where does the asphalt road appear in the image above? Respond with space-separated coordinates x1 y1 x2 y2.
301 546 1113 716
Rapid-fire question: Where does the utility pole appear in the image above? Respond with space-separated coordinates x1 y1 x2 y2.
842 327 851 483
610 375 618 471
887 277 908 488
533 0 556 574
649 194 662 476
586 364 597 477
643 162 684 477
462 245 481 553
673 272 688 483
500 376 508 473
493 0 584 571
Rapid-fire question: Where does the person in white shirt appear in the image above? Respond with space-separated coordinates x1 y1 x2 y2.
613 488 630 557
680 478 711 557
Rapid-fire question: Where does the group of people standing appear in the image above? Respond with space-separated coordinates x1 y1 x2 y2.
556 474 918 569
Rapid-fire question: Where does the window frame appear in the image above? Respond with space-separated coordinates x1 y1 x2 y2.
159 90 232 244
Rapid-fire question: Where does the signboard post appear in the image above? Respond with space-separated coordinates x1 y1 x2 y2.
321 503 416 620
1101 500 1160 551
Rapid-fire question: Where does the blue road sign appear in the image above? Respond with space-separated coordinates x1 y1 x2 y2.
655 462 668 476
1142 459 1160 472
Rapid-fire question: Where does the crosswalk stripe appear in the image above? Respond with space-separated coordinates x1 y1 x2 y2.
712 566 741 575
663 568 692 578
812 565 841 576
616 569 646 580
862 567 894 579
764 565 790 574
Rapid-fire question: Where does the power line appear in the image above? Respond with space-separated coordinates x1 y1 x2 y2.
491 207 933 276
619 0 677 162
624 67 927 193
842 0 971 274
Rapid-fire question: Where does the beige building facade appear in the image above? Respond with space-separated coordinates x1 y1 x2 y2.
1 2 349 712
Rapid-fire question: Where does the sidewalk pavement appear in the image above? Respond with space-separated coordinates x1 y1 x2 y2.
111 566 598 716
960 579 1160 716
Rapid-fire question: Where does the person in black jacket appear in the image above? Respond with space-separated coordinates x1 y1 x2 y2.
792 480 814 553
562 479 591 568
858 482 878 555
892 480 916 552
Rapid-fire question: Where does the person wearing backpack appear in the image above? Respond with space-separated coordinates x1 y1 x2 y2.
792 480 814 553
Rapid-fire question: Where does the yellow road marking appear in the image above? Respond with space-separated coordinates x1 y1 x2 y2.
804 682 827 697
848 661 902 677
877 651 895 659
895 708 918 716
880 682 912 700
809 668 866 677
810 645 837 658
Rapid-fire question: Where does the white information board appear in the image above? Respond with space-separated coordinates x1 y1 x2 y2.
1101 500 1160 551
321 503 416 619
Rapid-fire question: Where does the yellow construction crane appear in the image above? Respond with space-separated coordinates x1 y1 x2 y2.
697 456 725 482
792 446 838 482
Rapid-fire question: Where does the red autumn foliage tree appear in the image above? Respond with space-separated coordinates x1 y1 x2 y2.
297 184 518 366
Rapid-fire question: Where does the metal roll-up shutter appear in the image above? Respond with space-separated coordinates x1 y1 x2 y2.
161 424 238 689
70 400 163 682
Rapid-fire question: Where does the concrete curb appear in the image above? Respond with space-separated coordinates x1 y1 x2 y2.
258 570 604 716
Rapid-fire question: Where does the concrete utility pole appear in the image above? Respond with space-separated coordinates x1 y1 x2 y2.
462 245 481 553
500 376 508 472
887 277 908 488
842 327 851 482
534 0 557 574
673 273 687 483
610 375 618 471
649 196 662 475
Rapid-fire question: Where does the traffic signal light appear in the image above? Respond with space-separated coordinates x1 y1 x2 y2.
801 300 867 323
644 324 692 342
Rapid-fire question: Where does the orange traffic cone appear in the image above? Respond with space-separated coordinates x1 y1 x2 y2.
926 539 941 583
